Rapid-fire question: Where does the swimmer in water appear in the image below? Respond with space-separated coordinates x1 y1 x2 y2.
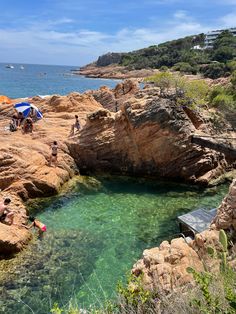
27 216 47 236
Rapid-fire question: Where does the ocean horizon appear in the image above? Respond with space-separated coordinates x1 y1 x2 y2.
0 63 120 99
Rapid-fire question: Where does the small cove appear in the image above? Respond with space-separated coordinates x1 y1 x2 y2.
0 176 229 313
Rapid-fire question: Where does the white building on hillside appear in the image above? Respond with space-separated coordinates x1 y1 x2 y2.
205 27 236 48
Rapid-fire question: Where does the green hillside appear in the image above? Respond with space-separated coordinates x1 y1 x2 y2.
96 31 236 79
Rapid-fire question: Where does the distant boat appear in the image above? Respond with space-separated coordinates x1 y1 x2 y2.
5 65 14 69
20 65 24 70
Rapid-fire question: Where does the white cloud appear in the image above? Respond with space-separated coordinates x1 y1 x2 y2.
0 10 233 65
220 12 236 28
174 10 188 20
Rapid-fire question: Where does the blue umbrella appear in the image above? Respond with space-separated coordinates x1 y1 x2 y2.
14 102 43 119
30 104 43 119
14 102 31 117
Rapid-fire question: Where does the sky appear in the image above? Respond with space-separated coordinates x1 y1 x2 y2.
0 0 236 66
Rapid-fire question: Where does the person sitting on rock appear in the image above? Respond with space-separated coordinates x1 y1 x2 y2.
49 141 58 167
17 112 25 127
0 198 14 225
29 107 37 122
9 115 18 132
69 115 80 136
27 216 47 236
22 117 33 134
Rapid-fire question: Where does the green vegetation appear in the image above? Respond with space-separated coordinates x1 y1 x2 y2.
98 30 236 79
209 71 236 112
144 72 209 108
144 69 236 115
187 229 236 314
120 34 206 70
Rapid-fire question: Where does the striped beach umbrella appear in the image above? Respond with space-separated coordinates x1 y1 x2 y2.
30 104 43 120
14 102 43 119
14 102 31 117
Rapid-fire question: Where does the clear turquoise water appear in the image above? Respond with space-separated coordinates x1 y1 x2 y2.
0 176 229 314
0 63 120 98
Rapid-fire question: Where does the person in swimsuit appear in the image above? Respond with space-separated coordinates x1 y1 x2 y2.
29 107 37 122
27 216 47 236
17 112 25 127
9 115 18 132
0 198 14 225
69 115 81 136
49 141 58 167
22 118 33 134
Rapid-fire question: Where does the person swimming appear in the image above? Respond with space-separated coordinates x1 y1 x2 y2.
28 216 47 234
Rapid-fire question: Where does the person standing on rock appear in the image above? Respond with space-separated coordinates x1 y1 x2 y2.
0 198 14 225
49 141 58 167
69 114 80 137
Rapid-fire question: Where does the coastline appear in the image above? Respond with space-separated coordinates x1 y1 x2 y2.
0 80 235 314
0 80 234 255
73 64 160 81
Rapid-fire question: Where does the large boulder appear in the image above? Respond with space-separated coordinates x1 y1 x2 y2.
68 91 226 184
132 230 221 293
86 79 139 112
211 179 236 230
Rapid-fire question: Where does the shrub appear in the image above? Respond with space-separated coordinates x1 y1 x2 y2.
159 65 169 72
172 62 197 74
187 230 236 314
200 63 229 79
144 72 174 95
227 60 236 72
230 70 236 89
176 79 209 109
208 85 226 103
213 47 235 63
211 94 235 110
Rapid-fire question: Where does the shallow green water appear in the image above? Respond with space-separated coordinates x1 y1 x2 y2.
0 176 229 313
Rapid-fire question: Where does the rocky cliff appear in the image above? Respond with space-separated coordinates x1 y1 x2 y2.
68 83 227 185
0 92 102 255
0 81 234 297
96 52 124 66
212 178 236 230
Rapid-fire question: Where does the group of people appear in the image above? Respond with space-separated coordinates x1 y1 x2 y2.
10 107 36 133
0 112 82 236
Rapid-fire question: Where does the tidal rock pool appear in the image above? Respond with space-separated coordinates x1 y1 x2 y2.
0 176 229 313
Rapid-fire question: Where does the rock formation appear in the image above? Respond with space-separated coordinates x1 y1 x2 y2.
132 229 221 292
0 80 234 297
0 93 102 254
68 85 227 184
211 179 236 230
86 79 139 112
96 52 124 67
76 64 159 79
132 194 236 294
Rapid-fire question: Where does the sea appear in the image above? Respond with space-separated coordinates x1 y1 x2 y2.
0 63 121 99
